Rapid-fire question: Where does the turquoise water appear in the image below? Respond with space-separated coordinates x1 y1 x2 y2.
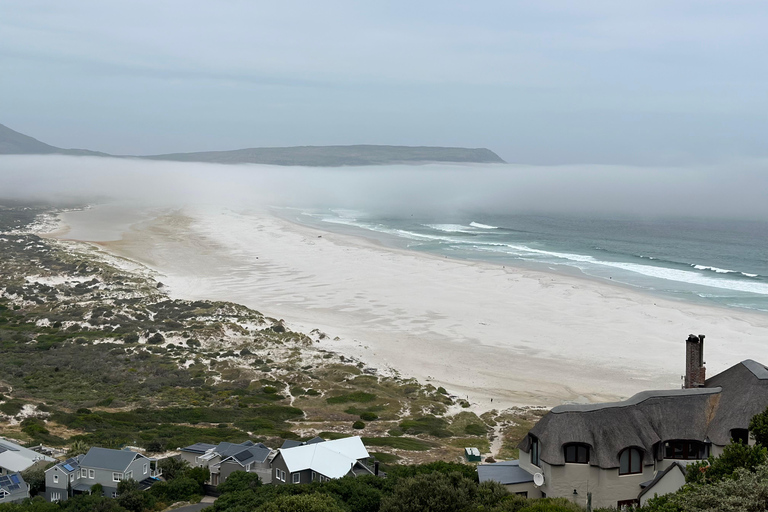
296 209 768 313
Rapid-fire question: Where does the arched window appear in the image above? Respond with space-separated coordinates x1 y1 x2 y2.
530 435 540 467
619 447 643 475
563 443 589 464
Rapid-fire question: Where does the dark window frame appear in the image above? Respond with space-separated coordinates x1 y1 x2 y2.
731 429 750 445
664 440 706 460
530 435 540 467
617 498 639 509
563 443 590 464
619 447 643 475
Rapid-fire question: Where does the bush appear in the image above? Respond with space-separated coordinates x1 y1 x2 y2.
326 392 376 404
360 412 378 421
686 441 767 484
218 471 262 493
353 420 366 429
380 472 476 512
750 406 768 447
256 493 345 512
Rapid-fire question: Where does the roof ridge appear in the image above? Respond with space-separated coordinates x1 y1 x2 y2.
742 359 768 380
551 387 722 414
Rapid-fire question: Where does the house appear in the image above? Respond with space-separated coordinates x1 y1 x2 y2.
45 447 161 502
179 441 274 485
0 472 29 504
0 437 55 475
499 334 768 509
270 436 376 484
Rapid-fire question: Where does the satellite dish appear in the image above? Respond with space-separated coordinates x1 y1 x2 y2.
533 472 545 486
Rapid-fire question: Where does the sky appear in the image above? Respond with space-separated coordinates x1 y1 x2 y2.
1 1 767 164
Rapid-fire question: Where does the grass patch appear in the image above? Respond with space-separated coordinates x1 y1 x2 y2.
370 451 401 463
362 437 435 451
399 416 452 438
326 391 377 404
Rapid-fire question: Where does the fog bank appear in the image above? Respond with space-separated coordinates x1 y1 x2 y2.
1 155 767 220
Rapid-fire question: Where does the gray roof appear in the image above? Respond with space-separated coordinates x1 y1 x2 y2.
222 445 272 466
53 456 84 474
638 462 686 499
518 359 768 470
478 460 534 485
0 472 26 494
80 447 144 472
280 439 303 449
180 443 216 454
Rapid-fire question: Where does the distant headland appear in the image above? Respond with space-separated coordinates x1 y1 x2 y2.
0 123 505 166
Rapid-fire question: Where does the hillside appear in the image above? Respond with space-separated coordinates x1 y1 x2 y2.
0 123 505 165
0 123 107 157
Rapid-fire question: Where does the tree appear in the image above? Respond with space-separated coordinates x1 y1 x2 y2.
21 463 54 496
686 441 767 484
379 472 476 512
187 466 210 486
255 493 345 512
218 471 262 494
749 406 768 447
157 457 189 481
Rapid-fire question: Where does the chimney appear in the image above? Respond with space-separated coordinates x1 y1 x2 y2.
374 461 380 476
684 334 706 388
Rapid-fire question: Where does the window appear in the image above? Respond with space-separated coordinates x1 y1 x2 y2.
619 448 643 475
564 444 590 464
51 492 61 501
88 469 95 479
53 474 59 484
731 429 750 444
0 489 9 499
530 435 540 467
112 492 118 498
292 473 300 484
143 463 148 475
70 473 74 482
664 441 706 460
125 471 132 480
516 491 528 498
113 472 123 482
617 499 639 509
81 469 88 478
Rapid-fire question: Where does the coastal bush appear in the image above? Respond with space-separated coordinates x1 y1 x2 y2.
362 437 434 451
750 406 768 447
686 441 767 484
326 392 376 404
218 471 262 493
399 416 452 438
379 471 477 512
360 412 378 421
353 420 366 429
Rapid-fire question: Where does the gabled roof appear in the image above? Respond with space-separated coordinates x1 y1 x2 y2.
281 440 303 449
180 443 216 454
478 460 534 485
221 445 272 466
0 437 54 472
48 456 84 474
278 436 369 479
80 447 146 472
0 472 25 494
638 462 687 500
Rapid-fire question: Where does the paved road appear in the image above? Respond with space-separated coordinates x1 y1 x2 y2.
172 499 215 511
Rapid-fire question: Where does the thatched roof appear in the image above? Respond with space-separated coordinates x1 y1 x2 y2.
518 360 768 470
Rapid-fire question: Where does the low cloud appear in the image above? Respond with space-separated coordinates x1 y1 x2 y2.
1 155 767 220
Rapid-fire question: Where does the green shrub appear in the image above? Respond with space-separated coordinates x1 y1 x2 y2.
353 420 366 429
326 392 376 404
360 412 378 421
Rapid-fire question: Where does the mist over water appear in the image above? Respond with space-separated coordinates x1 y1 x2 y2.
2 154 767 313
2 154 768 220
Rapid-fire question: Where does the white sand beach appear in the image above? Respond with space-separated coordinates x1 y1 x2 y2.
48 205 768 412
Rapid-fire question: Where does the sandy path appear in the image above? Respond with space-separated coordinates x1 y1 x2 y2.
50 205 768 412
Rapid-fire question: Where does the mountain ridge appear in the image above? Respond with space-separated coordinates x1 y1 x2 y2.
0 123 505 166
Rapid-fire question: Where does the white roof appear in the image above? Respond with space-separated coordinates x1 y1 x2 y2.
279 436 369 479
0 438 55 472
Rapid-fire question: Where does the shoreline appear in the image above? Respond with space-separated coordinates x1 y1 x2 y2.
43 204 768 413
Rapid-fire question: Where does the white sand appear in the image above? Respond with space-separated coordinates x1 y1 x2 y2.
49 205 768 411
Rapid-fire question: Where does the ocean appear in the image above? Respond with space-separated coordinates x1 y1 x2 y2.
295 209 768 314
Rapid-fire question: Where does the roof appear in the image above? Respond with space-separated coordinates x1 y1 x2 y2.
0 472 25 494
278 436 369 479
281 440 303 449
50 456 84 474
180 443 216 454
518 359 768 470
478 460 534 485
0 437 54 472
638 462 687 499
80 447 145 472
222 445 272 466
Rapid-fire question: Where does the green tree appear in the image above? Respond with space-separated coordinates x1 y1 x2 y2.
218 471 262 494
187 466 210 486
21 463 54 496
157 457 189 481
379 472 476 512
749 406 768 447
255 493 345 512
686 441 768 484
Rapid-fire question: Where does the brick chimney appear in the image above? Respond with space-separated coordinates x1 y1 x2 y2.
684 334 706 388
